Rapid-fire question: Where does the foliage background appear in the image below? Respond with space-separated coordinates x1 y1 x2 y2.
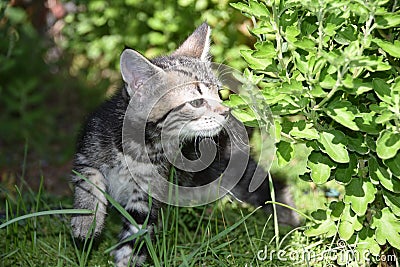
0 0 251 193
229 0 400 263
1 0 400 265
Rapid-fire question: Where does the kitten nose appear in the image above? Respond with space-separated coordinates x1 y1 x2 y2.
207 99 230 116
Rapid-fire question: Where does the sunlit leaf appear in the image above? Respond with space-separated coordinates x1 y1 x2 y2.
376 131 400 159
338 203 362 241
307 151 336 184
304 217 337 237
318 130 350 163
369 156 400 193
344 177 376 216
289 121 319 140
276 140 294 166
373 78 392 104
382 189 400 216
326 101 359 131
371 207 400 249
373 39 400 58
240 49 272 70
375 14 400 29
356 227 381 256
384 152 400 176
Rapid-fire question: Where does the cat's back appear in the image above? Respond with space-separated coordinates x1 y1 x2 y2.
74 89 128 167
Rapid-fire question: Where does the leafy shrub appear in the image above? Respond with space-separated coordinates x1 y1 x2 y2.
0 3 54 161
231 0 400 263
61 0 250 87
0 3 97 167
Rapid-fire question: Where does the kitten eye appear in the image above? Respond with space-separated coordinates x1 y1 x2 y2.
189 99 205 108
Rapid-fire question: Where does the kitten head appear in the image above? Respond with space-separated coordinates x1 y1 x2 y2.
120 23 229 140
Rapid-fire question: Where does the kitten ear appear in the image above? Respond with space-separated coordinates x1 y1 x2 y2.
172 22 211 60
120 49 163 97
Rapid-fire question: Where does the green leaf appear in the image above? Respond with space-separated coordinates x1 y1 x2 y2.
294 37 316 51
384 152 400 176
326 101 359 131
376 130 400 159
373 39 400 58
366 135 377 152
219 89 231 101
231 109 258 127
392 78 400 108
338 203 362 241
253 42 277 59
318 130 350 163
229 2 254 14
307 151 336 184
336 26 357 44
308 160 332 184
372 78 392 104
356 56 391 71
293 51 310 74
344 177 376 216
148 32 167 45
224 94 247 107
304 217 337 237
280 80 303 93
289 120 319 140
320 74 336 89
285 25 301 43
276 141 294 166
335 153 357 184
324 23 338 36
309 85 327 97
376 111 395 124
4 6 27 24
382 189 400 216
274 119 282 142
311 208 330 222
240 49 272 70
230 0 270 18
251 25 274 35
330 201 345 221
342 75 373 95
369 156 400 193
375 14 400 29
371 207 400 249
356 227 381 256
347 132 369 154
354 112 381 135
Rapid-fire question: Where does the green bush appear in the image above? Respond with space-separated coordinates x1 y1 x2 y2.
230 0 400 263
61 0 250 87
0 4 54 160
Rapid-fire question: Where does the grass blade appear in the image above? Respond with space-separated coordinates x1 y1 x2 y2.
0 209 93 229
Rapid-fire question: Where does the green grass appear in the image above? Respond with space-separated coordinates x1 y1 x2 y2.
0 143 351 267
0 194 301 267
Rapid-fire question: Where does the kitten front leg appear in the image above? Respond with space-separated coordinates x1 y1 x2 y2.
71 167 108 239
114 195 160 267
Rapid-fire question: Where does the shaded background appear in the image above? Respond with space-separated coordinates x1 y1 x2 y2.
0 0 254 198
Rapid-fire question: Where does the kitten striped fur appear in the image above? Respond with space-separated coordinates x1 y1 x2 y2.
71 23 299 267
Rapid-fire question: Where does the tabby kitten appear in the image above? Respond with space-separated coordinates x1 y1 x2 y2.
71 23 299 267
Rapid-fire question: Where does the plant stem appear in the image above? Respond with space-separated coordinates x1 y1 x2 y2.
314 64 348 109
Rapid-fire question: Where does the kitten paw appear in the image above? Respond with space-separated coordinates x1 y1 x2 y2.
71 213 104 239
113 245 146 267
